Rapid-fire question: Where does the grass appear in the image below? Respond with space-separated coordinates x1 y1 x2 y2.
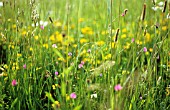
0 0 170 110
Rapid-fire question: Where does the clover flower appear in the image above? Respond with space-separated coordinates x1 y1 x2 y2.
70 93 77 99
143 47 147 52
12 79 17 86
23 64 26 69
114 84 122 91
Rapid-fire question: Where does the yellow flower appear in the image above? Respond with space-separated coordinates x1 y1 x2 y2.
124 42 130 49
104 54 111 60
145 33 151 42
122 28 127 33
80 49 86 56
121 34 127 39
52 101 60 108
80 38 88 44
97 60 101 64
54 21 62 27
12 65 19 70
97 41 105 46
22 30 27 36
66 94 70 101
43 44 49 49
67 36 75 42
78 18 85 23
73 44 77 48
101 30 108 35
111 42 116 48
52 85 56 90
12 24 16 29
56 34 63 42
136 40 143 45
162 26 167 31
55 84 59 87
83 58 90 62
81 27 93 35
17 53 22 57
30 47 33 51
49 35 55 41
149 48 153 52
34 35 39 40
58 57 65 62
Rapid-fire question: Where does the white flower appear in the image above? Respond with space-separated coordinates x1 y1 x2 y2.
152 6 158 11
91 94 97 98
32 22 39 27
40 21 48 26
151 6 163 11
158 2 164 6
0 2 3 7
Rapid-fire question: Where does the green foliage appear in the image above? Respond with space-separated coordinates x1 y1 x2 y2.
0 0 169 109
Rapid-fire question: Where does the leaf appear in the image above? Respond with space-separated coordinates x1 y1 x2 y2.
10 98 18 109
61 63 75 78
61 82 66 97
45 92 55 103
53 48 64 60
73 105 82 110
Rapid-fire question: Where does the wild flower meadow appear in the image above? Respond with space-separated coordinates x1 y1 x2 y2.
0 0 170 110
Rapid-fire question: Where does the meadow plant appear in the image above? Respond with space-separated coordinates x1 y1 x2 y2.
0 0 170 110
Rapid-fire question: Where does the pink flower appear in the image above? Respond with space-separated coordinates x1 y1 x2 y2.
78 64 83 68
81 61 85 65
87 49 91 53
114 84 123 91
131 38 135 43
55 71 58 75
121 13 125 16
12 80 17 86
140 96 142 100
68 52 72 56
40 25 44 30
70 93 76 99
143 47 147 52
52 44 57 48
23 64 26 69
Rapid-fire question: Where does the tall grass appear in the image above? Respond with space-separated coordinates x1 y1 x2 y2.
0 0 170 110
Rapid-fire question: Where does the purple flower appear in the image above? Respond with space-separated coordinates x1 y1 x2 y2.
23 64 26 69
99 73 102 77
68 52 72 56
114 84 123 91
55 71 58 75
143 47 147 52
70 93 76 99
12 79 17 86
